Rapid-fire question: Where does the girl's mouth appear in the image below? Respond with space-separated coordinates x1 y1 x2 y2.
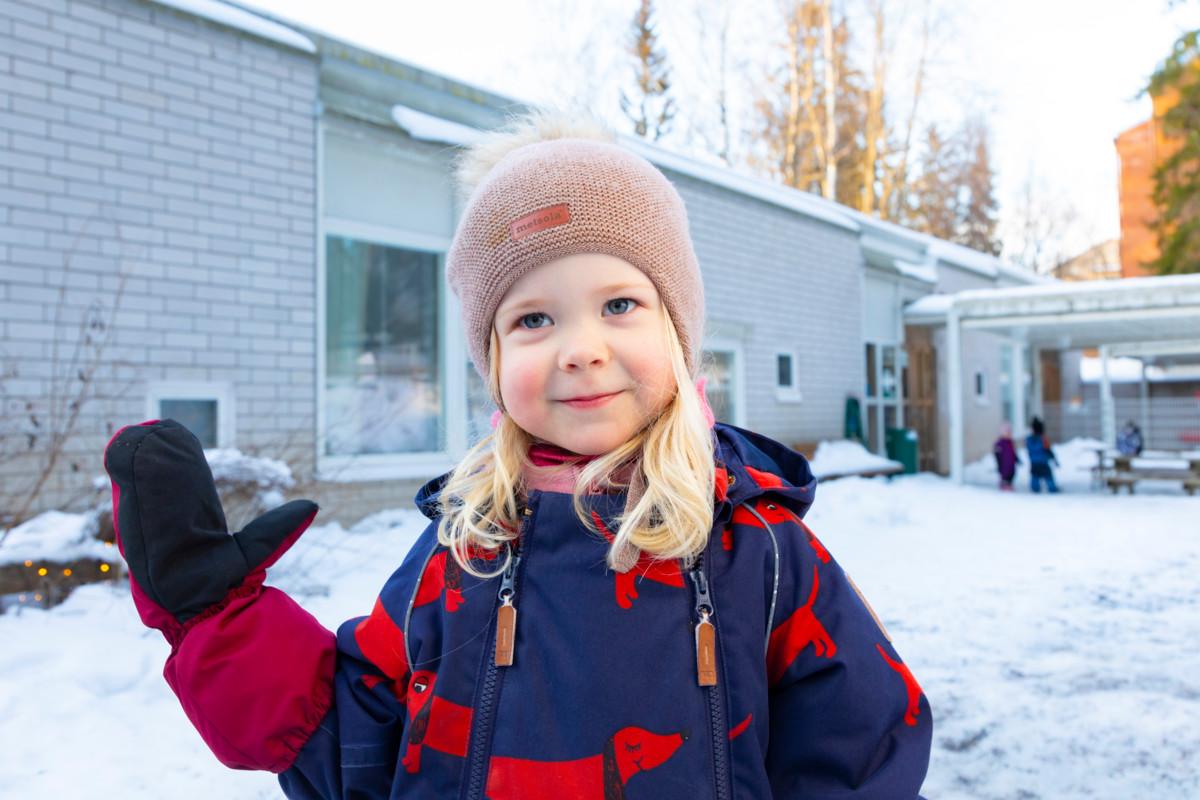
560 391 621 409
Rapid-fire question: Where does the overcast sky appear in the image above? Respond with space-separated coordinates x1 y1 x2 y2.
234 0 1200 265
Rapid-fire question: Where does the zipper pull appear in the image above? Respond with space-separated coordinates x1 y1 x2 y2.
494 508 529 668
689 566 718 687
495 549 521 667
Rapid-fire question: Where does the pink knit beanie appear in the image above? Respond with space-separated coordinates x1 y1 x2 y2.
446 135 705 398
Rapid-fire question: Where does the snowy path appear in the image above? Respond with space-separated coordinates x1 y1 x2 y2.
2 459 1198 798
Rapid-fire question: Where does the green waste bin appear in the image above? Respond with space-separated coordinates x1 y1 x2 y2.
885 427 919 474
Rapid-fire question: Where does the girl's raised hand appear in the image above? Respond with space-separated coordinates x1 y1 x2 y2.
103 419 319 634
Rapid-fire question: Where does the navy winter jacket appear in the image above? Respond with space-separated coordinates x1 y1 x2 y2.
275 423 932 799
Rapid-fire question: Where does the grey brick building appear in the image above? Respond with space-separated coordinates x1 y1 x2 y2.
0 0 1039 523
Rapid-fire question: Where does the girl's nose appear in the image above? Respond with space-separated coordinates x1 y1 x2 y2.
558 326 609 371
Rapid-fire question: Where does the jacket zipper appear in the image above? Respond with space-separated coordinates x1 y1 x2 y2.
688 549 732 800
463 504 531 800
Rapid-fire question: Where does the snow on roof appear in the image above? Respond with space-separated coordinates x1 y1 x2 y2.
1079 355 1146 383
150 0 315 53
906 273 1200 318
894 259 938 284
618 135 861 233
390 104 483 147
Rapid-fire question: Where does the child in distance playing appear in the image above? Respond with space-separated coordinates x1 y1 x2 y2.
103 110 932 798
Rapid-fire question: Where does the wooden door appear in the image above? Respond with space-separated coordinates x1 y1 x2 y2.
903 326 941 473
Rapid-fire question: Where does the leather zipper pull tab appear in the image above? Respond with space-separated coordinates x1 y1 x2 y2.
695 610 717 686
689 565 718 687
495 596 517 667
495 549 521 667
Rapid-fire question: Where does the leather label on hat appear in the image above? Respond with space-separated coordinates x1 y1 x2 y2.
510 203 570 241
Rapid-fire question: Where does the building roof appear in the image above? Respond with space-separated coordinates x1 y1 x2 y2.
905 273 1200 350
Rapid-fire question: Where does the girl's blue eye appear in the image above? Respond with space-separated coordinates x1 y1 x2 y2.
515 298 637 330
606 298 637 315
517 312 548 330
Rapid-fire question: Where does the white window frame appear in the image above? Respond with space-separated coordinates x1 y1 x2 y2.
317 217 459 482
145 381 235 448
703 336 747 428
973 368 989 405
774 349 803 403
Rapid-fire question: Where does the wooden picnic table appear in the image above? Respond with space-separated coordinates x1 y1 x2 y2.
1094 448 1200 495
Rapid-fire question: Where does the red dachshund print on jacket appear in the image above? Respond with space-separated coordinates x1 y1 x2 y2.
767 565 837 685
414 547 501 613
485 726 688 799
876 644 924 726
400 670 472 773
591 511 684 609
731 498 830 563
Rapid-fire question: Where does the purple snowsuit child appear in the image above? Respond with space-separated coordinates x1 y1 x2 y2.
993 422 1020 491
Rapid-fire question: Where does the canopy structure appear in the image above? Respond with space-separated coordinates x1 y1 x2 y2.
904 274 1200 482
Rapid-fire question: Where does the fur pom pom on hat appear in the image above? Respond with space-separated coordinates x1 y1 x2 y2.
446 111 705 397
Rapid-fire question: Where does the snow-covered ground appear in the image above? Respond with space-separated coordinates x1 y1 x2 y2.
2 440 1198 798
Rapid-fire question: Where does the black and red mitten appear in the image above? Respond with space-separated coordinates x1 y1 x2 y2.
103 419 334 771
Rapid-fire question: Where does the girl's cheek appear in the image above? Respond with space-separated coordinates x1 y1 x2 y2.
502 358 547 403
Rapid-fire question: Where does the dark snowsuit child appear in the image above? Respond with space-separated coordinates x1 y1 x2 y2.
993 421 1020 491
103 113 932 799
1116 420 1144 457
1025 416 1060 493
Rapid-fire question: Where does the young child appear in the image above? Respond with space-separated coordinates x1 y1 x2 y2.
993 421 1020 491
1025 416 1061 494
103 111 931 799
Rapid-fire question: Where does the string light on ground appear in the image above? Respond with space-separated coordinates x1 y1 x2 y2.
62 568 72 577
37 567 47 577
24 560 32 567
100 564 110 573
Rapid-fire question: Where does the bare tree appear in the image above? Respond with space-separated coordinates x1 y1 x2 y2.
692 0 740 165
819 0 837 199
881 0 931 222
0 220 132 537
1002 167 1089 273
859 0 887 214
619 0 678 141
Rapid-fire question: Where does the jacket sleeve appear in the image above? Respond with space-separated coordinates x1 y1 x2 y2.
278 521 440 799
763 511 932 798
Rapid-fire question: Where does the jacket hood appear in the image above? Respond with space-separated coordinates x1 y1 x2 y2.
711 422 817 519
413 421 818 522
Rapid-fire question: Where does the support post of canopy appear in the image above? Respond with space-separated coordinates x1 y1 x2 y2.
1012 339 1027 440
1099 345 1116 449
948 306 964 484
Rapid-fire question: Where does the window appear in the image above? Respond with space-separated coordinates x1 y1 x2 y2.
466 359 498 447
701 342 745 427
146 382 233 448
974 370 988 403
775 350 802 402
880 346 897 399
324 235 442 457
704 350 736 423
865 343 877 397
776 353 793 388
